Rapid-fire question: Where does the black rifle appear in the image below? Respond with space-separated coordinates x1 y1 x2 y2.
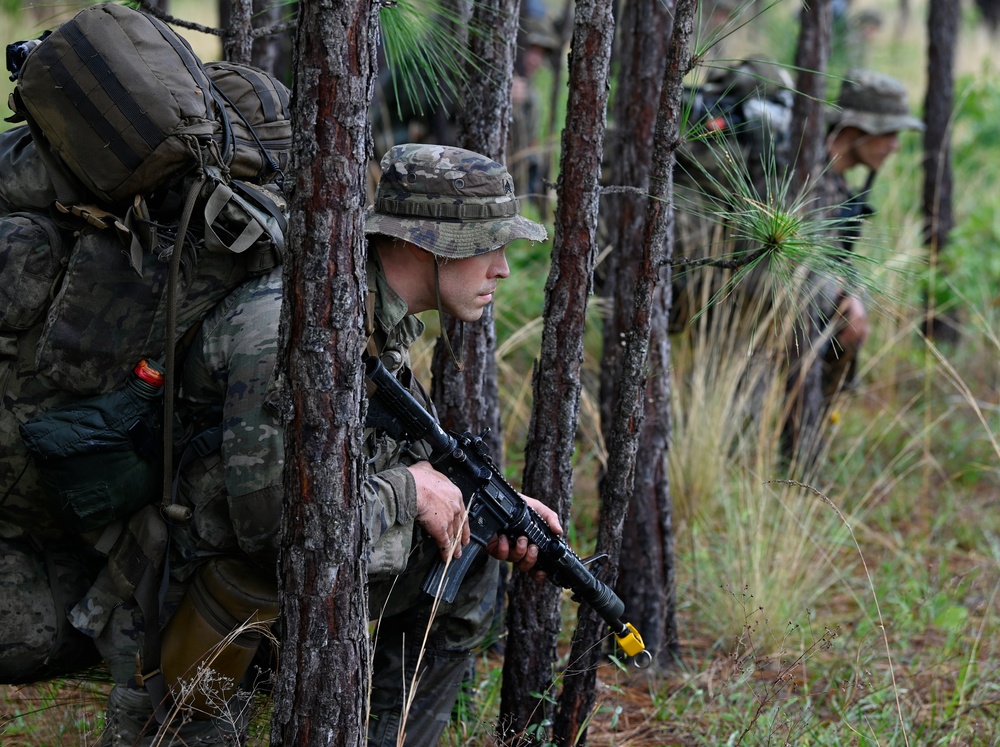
365 355 649 664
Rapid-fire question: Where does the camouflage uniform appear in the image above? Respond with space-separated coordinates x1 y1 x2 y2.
363 256 500 745
90 264 286 747
0 120 266 691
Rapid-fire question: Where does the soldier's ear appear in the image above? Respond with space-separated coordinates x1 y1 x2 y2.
405 242 437 264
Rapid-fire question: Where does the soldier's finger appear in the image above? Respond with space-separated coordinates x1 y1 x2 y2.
460 512 471 547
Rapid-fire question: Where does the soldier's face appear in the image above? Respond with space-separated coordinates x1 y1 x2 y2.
436 247 511 322
853 131 900 171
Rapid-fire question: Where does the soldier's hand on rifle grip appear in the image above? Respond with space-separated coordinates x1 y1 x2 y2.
409 460 471 562
487 495 562 576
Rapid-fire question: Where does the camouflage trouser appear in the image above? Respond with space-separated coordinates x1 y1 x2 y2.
0 536 103 683
368 533 499 747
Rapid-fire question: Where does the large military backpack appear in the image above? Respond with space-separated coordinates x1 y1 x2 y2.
5 3 290 248
0 3 292 539
8 2 219 206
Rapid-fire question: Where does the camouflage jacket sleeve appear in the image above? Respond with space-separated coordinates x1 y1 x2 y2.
179 267 285 566
362 253 429 576
361 372 429 576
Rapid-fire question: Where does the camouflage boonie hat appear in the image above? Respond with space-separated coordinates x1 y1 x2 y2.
364 144 547 259
522 16 561 51
828 69 924 134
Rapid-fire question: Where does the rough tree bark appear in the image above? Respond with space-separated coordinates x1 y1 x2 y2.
599 0 678 668
271 0 378 745
498 0 615 742
218 0 292 74
222 0 253 65
921 0 959 343
552 1 697 742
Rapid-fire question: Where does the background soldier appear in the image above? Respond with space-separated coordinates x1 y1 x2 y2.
813 68 924 399
509 13 562 207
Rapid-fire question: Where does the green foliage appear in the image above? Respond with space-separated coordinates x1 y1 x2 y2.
935 73 1000 312
378 0 482 120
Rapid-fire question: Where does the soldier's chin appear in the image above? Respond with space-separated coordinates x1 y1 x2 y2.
454 306 487 323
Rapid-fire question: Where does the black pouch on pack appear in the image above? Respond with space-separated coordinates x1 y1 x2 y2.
19 361 164 531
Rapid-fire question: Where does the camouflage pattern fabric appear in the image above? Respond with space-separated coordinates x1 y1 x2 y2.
0 536 104 682
363 144 546 259
64 269 285 746
87 252 495 746
170 265 286 575
33 220 258 397
0 201 264 539
2 142 510 744
0 126 56 213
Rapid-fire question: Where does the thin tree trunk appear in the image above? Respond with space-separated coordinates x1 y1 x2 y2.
499 0 615 742
787 0 833 198
223 0 253 65
599 0 678 667
271 0 378 744
251 0 293 82
781 0 833 466
552 1 696 742
922 0 959 343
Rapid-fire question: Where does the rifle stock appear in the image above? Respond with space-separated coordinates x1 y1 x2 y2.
364 355 649 665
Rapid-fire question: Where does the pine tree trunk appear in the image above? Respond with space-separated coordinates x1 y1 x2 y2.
499 0 615 741
599 0 679 667
788 0 833 198
250 0 294 82
781 0 832 467
922 0 959 343
270 1 378 744
551 1 696 741
222 0 253 65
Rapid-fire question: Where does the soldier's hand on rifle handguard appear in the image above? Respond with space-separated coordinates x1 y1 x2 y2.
486 494 562 575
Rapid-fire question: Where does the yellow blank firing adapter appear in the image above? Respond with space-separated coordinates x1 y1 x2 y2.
616 621 653 668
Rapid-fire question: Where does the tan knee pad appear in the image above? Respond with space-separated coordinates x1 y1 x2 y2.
160 556 278 716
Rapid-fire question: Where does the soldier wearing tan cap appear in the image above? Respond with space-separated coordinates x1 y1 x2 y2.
816 69 923 399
